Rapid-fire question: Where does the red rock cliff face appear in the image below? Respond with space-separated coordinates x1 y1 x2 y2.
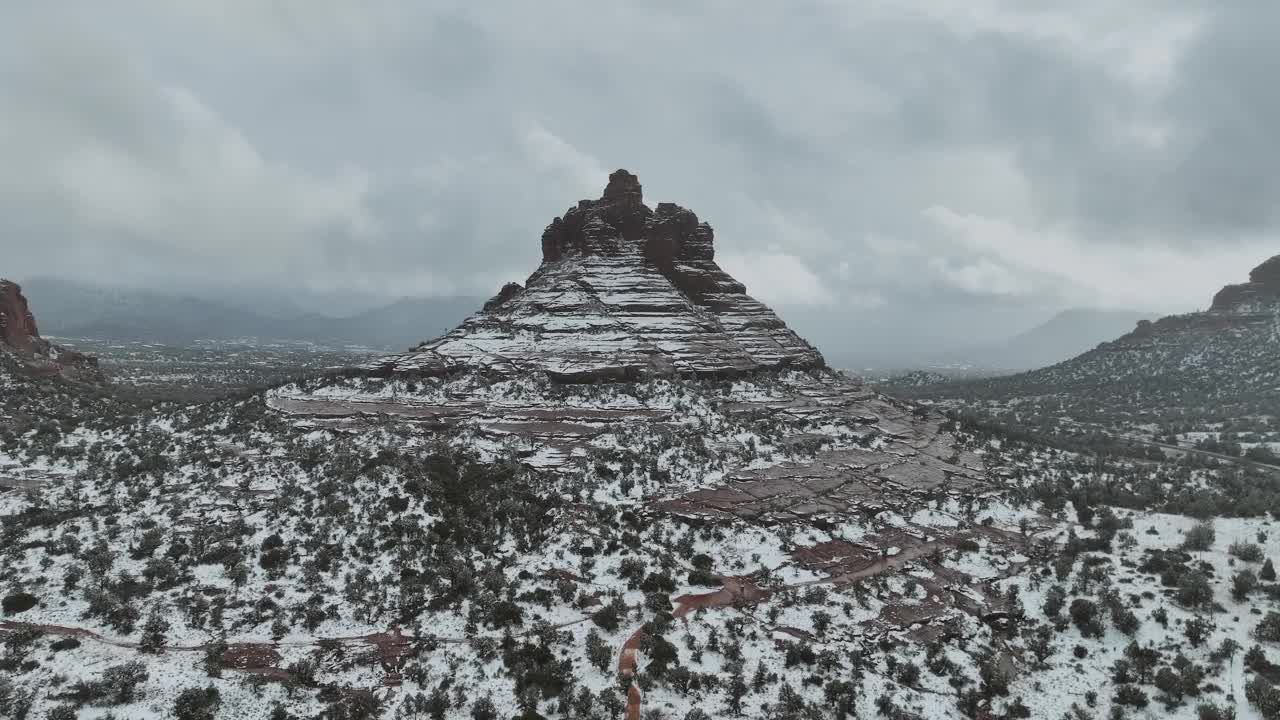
0 280 40 353
0 279 102 381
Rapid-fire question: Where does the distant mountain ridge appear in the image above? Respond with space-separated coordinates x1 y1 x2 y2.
18 276 480 350
957 308 1158 370
20 275 1158 374
901 254 1280 422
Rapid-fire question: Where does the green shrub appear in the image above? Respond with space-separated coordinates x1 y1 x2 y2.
173 686 221 720
1230 542 1265 563
1257 612 1280 643
1 593 37 615
1183 521 1216 551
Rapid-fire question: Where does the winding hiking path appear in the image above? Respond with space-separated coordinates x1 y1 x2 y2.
0 620 432 652
0 619 454 686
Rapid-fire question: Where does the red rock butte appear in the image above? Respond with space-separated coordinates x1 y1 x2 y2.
367 169 825 382
270 172 984 519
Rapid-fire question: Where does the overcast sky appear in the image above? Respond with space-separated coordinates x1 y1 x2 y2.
2 1 1278 317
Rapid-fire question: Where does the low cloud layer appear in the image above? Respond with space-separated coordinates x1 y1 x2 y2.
2 1 1277 315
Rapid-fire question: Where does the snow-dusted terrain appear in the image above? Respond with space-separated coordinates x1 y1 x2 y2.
3 177 1279 720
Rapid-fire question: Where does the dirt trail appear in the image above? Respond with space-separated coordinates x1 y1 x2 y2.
672 576 771 619
0 620 431 652
617 581 764 717
618 629 645 720
0 620 454 687
0 476 48 491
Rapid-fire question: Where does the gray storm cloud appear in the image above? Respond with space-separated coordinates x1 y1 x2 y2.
0 0 1276 314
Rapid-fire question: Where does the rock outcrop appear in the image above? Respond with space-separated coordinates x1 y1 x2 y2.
367 170 824 381
0 280 40 353
0 279 101 381
1078 253 1280 357
1211 254 1280 312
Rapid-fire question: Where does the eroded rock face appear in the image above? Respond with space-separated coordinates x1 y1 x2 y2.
0 279 101 381
1211 254 1280 312
368 170 824 381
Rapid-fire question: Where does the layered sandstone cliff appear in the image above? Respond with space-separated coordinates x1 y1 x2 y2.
366 170 824 382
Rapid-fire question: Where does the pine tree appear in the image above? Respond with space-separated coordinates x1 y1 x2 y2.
139 605 170 654
271 616 289 641
726 672 748 716
1233 569 1258 601
427 684 452 720
1184 616 1214 648
752 661 768 692
1261 558 1276 582
585 629 611 671
471 696 497 720
203 635 228 677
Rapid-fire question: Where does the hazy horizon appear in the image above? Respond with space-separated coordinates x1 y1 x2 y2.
12 272 1164 370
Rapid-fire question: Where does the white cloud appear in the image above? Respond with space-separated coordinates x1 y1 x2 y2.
0 24 378 285
519 120 607 199
874 0 1204 93
864 233 924 259
142 0 398 56
926 256 1029 296
846 289 888 309
923 205 1274 311
718 250 834 306
761 206 840 254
